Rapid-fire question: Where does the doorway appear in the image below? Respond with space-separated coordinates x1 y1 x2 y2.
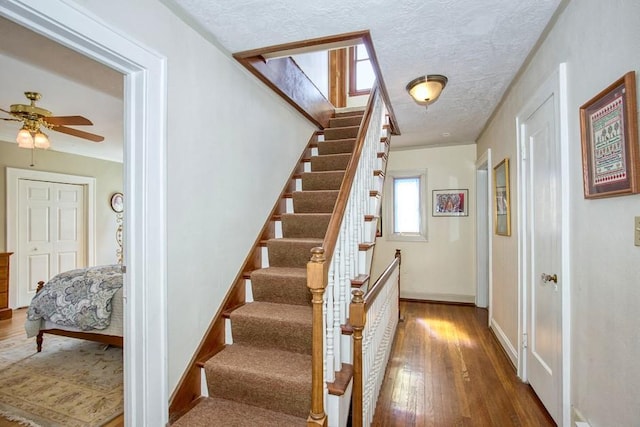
517 63 570 426
7 168 96 307
0 1 168 425
475 149 492 314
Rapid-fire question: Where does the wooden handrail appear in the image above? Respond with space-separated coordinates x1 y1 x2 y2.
350 250 401 427
308 85 382 426
363 254 400 310
321 84 380 265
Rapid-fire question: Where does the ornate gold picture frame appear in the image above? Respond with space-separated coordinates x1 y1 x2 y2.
493 158 511 236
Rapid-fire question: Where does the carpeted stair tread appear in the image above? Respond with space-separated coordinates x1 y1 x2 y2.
324 125 359 140
267 238 323 268
301 171 345 191
329 115 363 128
317 138 356 155
292 190 339 213
281 213 331 238
311 153 352 171
333 109 364 118
172 397 306 426
230 302 312 354
250 267 310 306
204 344 311 418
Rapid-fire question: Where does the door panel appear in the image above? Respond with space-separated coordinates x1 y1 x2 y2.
17 179 85 306
27 253 50 295
28 206 50 242
524 93 561 423
58 251 78 273
58 207 79 241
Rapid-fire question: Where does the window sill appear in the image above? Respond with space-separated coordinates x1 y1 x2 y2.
386 233 428 242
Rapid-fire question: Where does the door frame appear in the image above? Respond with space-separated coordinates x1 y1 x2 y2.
516 63 570 427
475 149 492 315
6 168 96 307
0 1 169 425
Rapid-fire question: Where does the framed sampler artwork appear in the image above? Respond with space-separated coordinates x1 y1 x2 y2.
579 71 640 198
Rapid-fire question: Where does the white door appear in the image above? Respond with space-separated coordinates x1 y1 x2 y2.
475 150 492 310
17 179 86 306
522 93 562 423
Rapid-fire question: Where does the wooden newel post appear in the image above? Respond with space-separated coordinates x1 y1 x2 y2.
307 247 328 427
395 249 403 322
350 288 366 427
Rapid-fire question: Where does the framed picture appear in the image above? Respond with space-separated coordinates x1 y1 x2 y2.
493 158 511 236
432 189 468 217
579 71 640 198
110 192 124 213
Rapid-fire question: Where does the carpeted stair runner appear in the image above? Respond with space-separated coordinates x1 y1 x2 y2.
172 110 364 426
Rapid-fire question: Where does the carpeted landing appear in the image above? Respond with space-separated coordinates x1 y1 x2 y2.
172 110 364 426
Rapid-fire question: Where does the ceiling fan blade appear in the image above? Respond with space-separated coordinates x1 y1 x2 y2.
0 107 17 116
52 125 104 142
46 115 94 126
0 107 20 121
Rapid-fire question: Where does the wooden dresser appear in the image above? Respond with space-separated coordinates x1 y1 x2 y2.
0 252 13 320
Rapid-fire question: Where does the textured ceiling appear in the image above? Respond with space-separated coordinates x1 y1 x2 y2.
0 1 562 160
169 0 561 148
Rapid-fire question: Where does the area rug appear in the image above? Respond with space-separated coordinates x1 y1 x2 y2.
0 334 122 427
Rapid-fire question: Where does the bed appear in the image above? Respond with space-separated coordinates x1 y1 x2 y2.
24 264 123 352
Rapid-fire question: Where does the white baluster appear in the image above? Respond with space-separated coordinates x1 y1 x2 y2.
325 261 335 383
333 238 342 374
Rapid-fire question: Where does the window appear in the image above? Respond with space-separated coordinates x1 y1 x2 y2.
385 170 428 241
348 44 375 96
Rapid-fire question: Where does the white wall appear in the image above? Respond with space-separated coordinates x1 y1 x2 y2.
292 51 329 99
371 143 477 303
477 1 640 425
72 0 317 392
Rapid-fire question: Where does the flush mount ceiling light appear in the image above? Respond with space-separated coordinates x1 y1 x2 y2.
406 74 448 109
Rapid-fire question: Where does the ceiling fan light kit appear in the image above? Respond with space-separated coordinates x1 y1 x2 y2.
406 74 448 109
1 91 104 150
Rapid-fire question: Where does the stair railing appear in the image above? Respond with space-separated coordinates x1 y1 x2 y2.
307 85 387 426
350 250 401 427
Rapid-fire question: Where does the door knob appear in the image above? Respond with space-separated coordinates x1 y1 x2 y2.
540 273 557 283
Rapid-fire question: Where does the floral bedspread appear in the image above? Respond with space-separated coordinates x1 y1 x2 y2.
26 265 123 331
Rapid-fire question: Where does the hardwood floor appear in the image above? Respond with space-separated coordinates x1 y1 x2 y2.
372 301 555 426
4 303 552 426
0 308 27 340
0 309 124 427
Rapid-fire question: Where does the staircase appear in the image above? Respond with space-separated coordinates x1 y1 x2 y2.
172 110 366 426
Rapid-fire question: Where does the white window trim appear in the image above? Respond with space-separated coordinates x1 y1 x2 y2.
385 169 428 242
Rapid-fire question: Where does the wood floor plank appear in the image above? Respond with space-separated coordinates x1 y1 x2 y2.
372 301 555 426
0 308 27 340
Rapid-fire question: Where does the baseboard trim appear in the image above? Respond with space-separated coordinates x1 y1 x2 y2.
489 318 518 368
400 292 475 305
400 297 475 307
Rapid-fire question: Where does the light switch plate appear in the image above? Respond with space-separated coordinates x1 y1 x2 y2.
635 216 640 246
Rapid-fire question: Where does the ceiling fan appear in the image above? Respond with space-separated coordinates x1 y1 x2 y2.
0 91 104 149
